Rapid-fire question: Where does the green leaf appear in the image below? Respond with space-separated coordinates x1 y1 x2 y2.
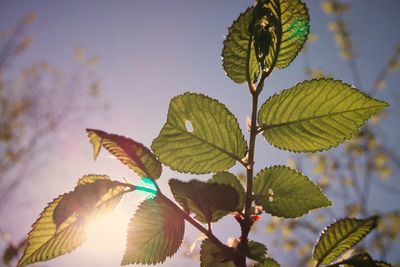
222 8 260 84
18 175 127 267
313 216 378 265
258 79 389 152
169 179 239 223
208 171 245 211
263 0 310 69
87 129 162 179
221 0 309 83
329 253 393 267
200 239 235 267
339 253 377 267
253 166 331 218
251 1 276 66
254 257 280 267
151 93 247 174
121 196 184 265
375 261 393 267
247 241 267 262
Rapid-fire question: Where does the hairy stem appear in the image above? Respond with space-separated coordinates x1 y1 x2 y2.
235 81 263 267
244 92 259 217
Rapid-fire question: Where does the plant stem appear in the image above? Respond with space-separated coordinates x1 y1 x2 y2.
244 91 259 218
157 191 236 259
121 179 237 260
235 82 262 267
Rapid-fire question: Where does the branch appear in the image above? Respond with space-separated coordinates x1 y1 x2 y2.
157 192 236 259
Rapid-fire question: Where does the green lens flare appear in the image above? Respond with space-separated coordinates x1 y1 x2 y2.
289 18 308 39
135 177 158 199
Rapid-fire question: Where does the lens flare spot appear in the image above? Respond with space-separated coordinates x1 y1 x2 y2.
84 211 128 253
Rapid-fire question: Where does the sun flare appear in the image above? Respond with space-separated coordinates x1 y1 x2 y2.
84 210 128 253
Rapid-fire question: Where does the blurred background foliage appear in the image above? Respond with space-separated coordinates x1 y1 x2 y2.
0 13 102 266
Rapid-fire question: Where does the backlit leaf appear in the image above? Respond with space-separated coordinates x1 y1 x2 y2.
221 0 309 83
375 261 393 267
253 166 331 218
339 252 377 267
200 239 235 267
208 171 245 211
263 0 310 69
18 175 127 267
169 179 239 223
121 196 184 265
329 253 393 267
53 177 119 227
254 258 280 267
87 129 162 179
258 79 388 152
313 217 378 265
222 8 260 84
251 1 276 67
151 93 247 174
248 240 267 262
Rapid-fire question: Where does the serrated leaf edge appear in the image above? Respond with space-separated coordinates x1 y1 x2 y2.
313 216 379 265
275 0 310 69
151 92 247 175
86 129 162 179
121 197 184 265
258 78 389 153
18 176 127 267
254 165 332 218
221 7 260 84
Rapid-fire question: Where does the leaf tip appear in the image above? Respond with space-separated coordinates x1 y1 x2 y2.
120 257 129 266
380 100 390 109
16 259 26 267
323 197 333 208
86 128 102 160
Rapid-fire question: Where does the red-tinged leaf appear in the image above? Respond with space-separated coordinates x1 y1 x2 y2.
87 129 162 179
169 179 239 223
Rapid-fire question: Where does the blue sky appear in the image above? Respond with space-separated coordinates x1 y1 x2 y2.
1 1 400 266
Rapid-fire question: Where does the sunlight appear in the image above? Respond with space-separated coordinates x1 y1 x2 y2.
84 210 128 253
